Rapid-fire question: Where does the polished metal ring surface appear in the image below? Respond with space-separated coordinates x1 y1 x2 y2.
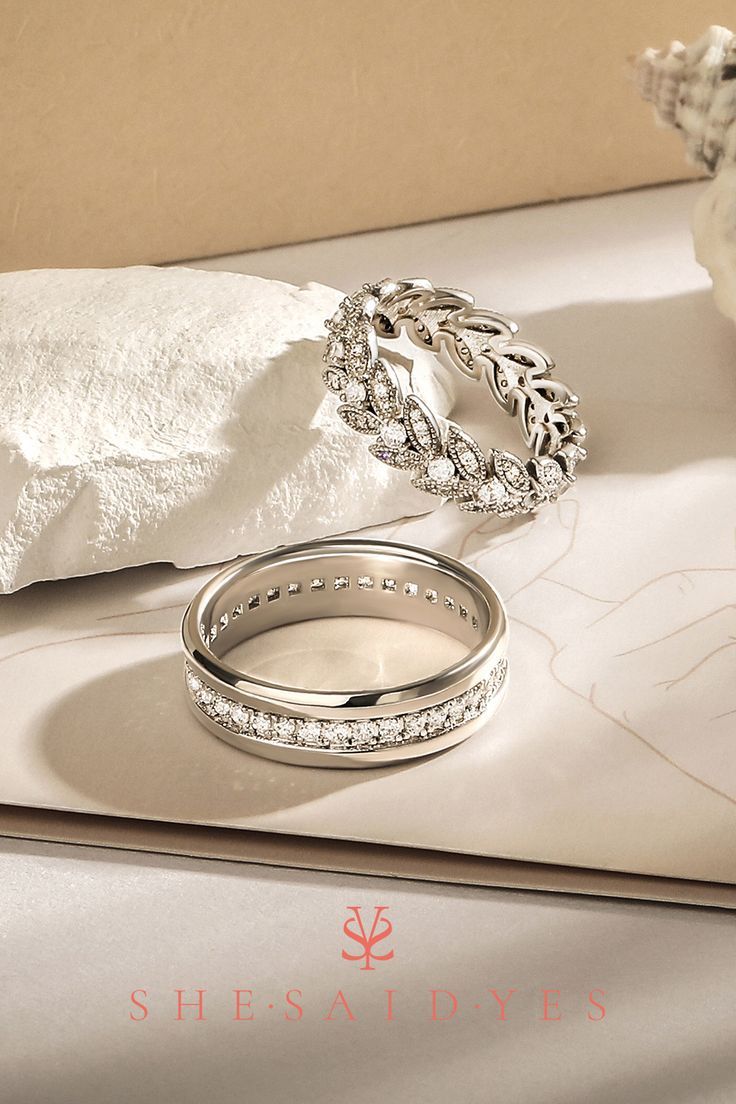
322 278 587 517
181 539 508 768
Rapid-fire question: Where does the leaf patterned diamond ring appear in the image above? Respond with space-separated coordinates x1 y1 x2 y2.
323 278 587 517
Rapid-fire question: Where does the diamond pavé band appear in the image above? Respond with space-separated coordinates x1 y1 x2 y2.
181 539 508 767
323 278 587 517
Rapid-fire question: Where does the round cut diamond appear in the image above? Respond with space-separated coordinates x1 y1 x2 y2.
427 705 448 731
214 697 232 717
426 457 455 483
231 706 251 729
198 688 214 706
344 379 366 404
381 420 407 447
537 459 564 491
329 722 352 748
252 713 271 737
378 716 404 743
300 721 322 746
186 671 201 693
354 720 379 747
477 479 507 507
274 717 297 742
403 713 425 739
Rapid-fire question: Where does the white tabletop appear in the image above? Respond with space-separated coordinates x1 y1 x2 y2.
4 181 736 1101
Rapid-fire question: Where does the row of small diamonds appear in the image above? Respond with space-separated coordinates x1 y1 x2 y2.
185 659 507 752
201 573 480 645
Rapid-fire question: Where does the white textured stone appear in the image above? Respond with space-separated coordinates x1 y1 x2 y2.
0 266 453 593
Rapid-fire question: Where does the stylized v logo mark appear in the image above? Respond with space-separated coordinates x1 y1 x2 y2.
342 906 395 970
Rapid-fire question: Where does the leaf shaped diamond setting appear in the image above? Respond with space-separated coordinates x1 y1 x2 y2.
323 280 587 517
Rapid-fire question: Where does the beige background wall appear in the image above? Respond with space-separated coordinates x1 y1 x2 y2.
0 1 723 272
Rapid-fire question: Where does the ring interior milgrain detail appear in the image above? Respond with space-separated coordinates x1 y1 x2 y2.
322 278 587 517
181 540 508 768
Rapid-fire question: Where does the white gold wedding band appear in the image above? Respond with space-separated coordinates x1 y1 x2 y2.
181 538 508 768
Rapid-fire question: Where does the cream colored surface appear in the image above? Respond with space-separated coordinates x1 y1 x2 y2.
1 181 734 889
0 0 716 272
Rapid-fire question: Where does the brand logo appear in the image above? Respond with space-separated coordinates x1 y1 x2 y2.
127 903 608 1024
341 905 395 971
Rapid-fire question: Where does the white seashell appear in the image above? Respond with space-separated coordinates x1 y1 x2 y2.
635 25 736 326
693 163 736 323
0 266 454 593
634 25 736 173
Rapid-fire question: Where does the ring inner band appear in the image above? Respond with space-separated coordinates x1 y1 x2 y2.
201 553 488 664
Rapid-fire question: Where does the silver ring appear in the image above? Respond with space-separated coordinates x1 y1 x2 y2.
181 538 508 768
323 277 587 517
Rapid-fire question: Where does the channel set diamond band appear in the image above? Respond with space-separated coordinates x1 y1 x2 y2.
323 278 587 517
181 539 509 767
